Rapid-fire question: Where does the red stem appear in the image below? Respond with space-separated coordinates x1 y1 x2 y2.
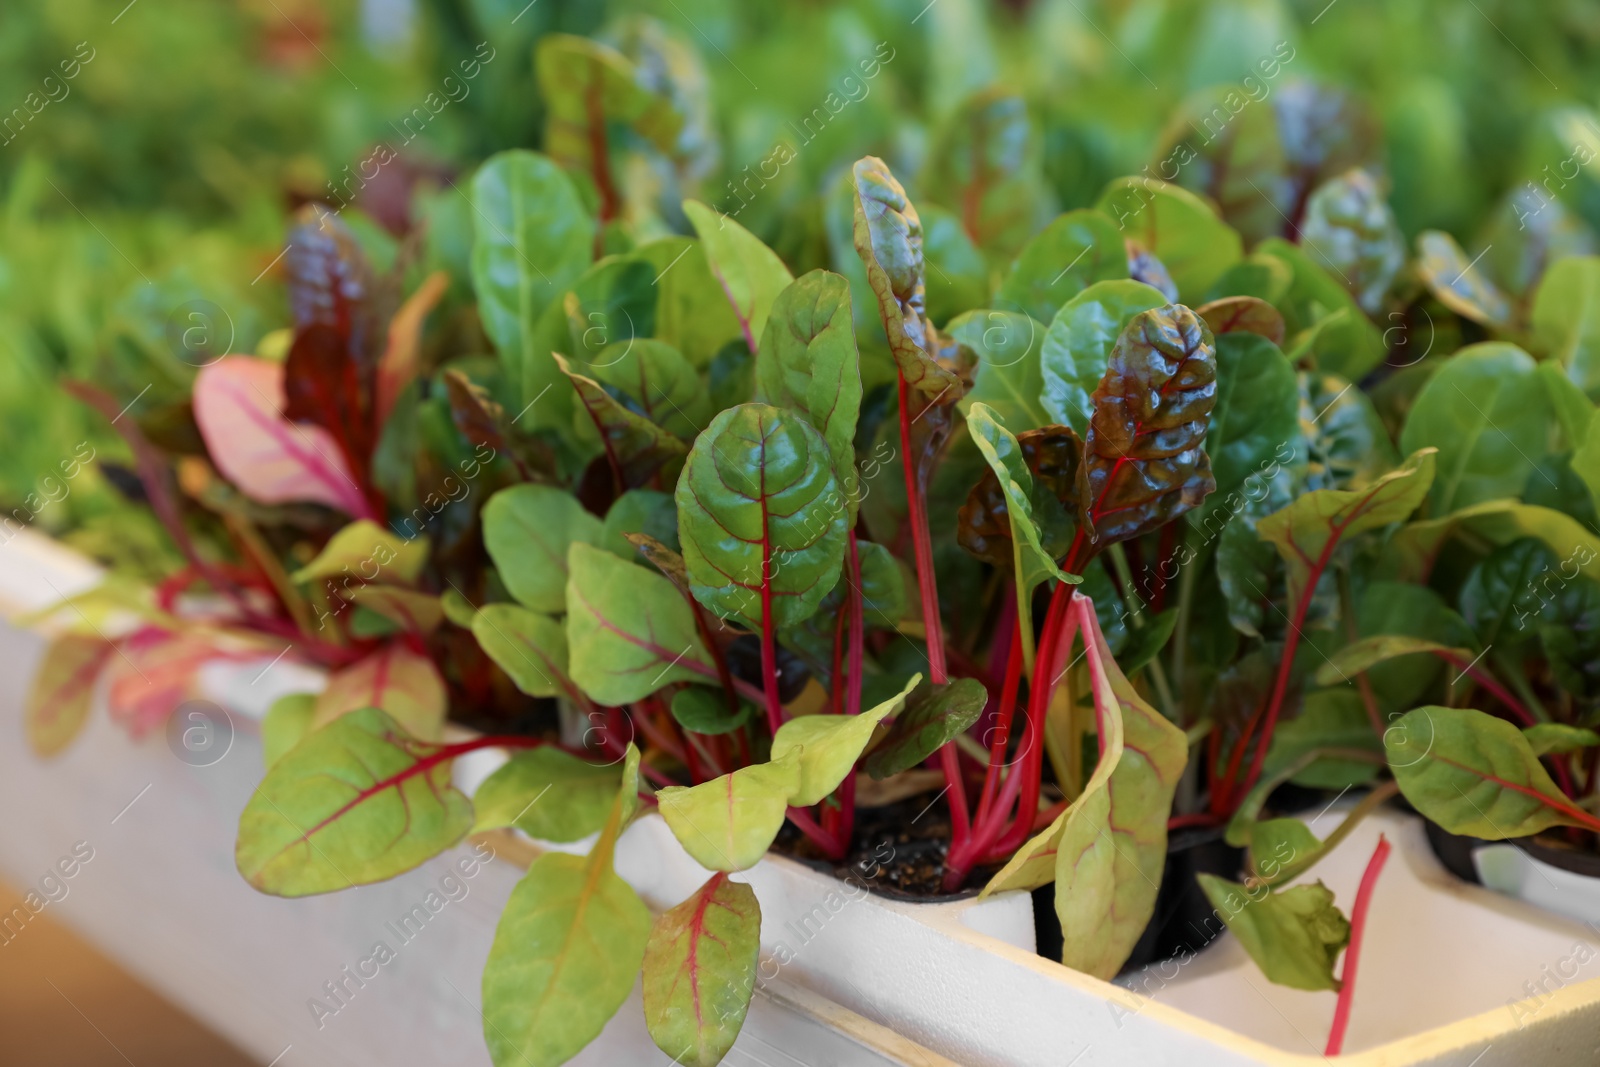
786 806 844 856
975 608 1026 827
1325 834 1392 1056
896 371 947 686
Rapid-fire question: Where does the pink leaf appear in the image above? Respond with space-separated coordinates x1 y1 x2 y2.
376 270 450 429
106 628 235 737
193 356 374 518
313 642 447 740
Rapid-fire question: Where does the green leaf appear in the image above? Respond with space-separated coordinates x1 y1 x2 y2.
1093 178 1241 300
292 519 429 586
1196 877 1350 992
1255 238 1386 382
1525 723 1600 758
261 693 316 770
850 156 964 399
1399 343 1549 514
684 200 795 352
1460 537 1559 648
566 541 714 705
1194 332 1299 526
1534 256 1600 399
642 873 761 1067
345 587 443 636
1387 706 1588 839
1262 690 1383 790
1249 819 1324 882
755 270 864 522
236 708 472 897
1299 168 1406 315
1037 279 1169 435
1416 229 1513 329
997 209 1129 322
676 404 848 630
639 236 744 369
1297 371 1396 492
553 351 690 488
472 746 621 842
1052 597 1188 977
472 604 578 701
863 677 988 780
1256 448 1437 607
772 675 920 804
964 403 1083 655
1572 408 1600 521
1539 360 1595 452
950 309 1050 431
481 744 650 1067
1083 303 1219 545
658 752 802 871
469 151 594 418
483 484 604 614
1118 608 1178 677
670 688 753 736
441 588 477 629
581 338 712 442
600 489 680 561
1313 634 1468 686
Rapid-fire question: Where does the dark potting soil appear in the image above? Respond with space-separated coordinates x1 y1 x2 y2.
773 791 1000 901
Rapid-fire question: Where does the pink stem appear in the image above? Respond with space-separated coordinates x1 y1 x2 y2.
1325 834 1392 1056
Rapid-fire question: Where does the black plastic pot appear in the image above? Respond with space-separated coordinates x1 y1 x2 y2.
1425 819 1600 883
1031 824 1244 973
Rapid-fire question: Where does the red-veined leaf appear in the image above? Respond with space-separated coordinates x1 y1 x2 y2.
642 873 761 1066
26 634 113 757
312 642 448 740
376 270 449 427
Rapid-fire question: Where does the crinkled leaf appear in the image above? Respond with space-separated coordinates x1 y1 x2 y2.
997 209 1128 322
236 708 472 896
566 541 714 705
851 156 964 399
950 309 1049 431
1197 876 1350 992
1082 303 1219 546
483 484 604 614
683 200 794 352
676 404 847 630
772 675 920 805
1038 279 1169 435
1460 537 1559 647
755 270 863 521
955 423 1088 568
312 643 448 741
1297 371 1395 492
472 746 621 842
1093 178 1241 300
658 752 802 871
472 604 577 701
1417 229 1513 329
1386 706 1586 839
1399 343 1548 514
1256 448 1436 607
1299 169 1405 314
642 873 761 1067
26 634 112 757
1125 239 1178 302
